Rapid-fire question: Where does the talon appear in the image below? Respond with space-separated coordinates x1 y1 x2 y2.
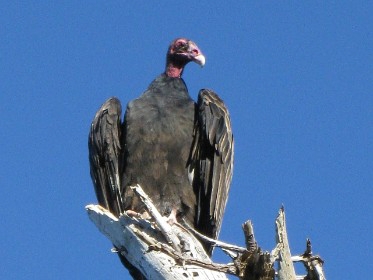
126 210 140 217
165 209 178 225
126 210 151 220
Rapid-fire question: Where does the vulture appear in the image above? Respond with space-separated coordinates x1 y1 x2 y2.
89 38 234 278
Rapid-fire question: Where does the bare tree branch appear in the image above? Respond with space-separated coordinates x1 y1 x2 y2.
275 207 297 280
86 189 326 280
291 239 326 280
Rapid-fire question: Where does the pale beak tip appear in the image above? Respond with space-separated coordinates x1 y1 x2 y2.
195 54 206 67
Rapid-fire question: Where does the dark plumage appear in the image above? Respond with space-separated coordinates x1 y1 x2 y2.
89 38 234 279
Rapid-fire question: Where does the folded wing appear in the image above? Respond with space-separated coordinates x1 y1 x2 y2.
88 97 123 216
191 89 234 248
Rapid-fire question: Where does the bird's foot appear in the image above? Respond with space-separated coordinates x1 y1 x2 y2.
125 210 140 218
126 209 151 220
165 209 178 225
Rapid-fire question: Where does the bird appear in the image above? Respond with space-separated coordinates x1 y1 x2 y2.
88 38 234 279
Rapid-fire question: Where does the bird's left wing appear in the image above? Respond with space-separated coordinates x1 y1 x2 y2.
88 97 123 216
191 89 234 244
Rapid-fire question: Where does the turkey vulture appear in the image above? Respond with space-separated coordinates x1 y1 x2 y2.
89 38 234 278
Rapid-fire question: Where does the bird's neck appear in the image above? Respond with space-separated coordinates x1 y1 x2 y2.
165 61 184 78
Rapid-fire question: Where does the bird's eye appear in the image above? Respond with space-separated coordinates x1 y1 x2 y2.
170 40 189 54
175 41 187 50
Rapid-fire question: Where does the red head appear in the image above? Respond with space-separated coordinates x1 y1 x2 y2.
165 38 205 78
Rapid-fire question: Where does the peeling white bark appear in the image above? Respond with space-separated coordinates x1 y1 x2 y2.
275 207 297 280
86 204 228 279
86 198 326 280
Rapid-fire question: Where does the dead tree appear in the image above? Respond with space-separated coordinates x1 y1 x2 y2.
86 185 326 279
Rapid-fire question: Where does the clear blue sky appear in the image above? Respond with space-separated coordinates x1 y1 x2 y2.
1 2 372 279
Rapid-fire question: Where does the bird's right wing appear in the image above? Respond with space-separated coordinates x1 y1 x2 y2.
88 97 123 216
191 89 234 243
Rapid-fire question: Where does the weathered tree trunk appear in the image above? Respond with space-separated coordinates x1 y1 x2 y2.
86 205 231 279
275 207 297 280
86 186 326 280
